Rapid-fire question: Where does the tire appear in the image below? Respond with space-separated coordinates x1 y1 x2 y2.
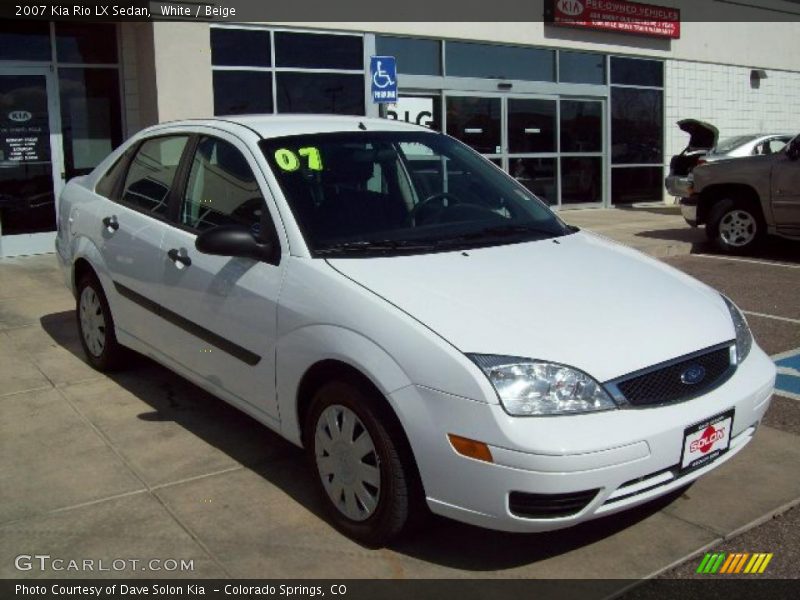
76 273 126 371
705 197 764 254
304 378 417 547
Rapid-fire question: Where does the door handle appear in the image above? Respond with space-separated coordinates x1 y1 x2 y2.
167 248 192 268
102 216 119 231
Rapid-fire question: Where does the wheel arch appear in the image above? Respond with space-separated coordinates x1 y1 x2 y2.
698 183 763 225
294 357 427 501
70 236 115 303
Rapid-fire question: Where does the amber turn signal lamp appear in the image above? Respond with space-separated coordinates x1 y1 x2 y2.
448 434 494 463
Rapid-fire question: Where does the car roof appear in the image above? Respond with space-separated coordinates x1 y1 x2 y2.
149 114 430 139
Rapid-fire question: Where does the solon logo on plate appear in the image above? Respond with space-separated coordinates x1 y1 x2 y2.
557 0 585 16
9 110 32 122
690 425 725 454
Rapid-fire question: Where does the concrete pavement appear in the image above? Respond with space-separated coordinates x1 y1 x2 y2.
1 223 799 582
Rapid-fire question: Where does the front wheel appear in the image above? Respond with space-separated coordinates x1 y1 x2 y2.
706 198 764 254
305 379 416 547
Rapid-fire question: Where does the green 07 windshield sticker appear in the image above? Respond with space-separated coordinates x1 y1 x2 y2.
274 147 323 171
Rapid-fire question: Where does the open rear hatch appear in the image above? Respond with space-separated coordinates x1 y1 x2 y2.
669 119 719 176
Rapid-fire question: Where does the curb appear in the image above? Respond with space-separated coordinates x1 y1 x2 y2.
607 494 800 598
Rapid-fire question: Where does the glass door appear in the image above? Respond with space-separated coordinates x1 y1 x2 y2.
445 94 502 158
441 92 606 208
0 67 63 257
506 96 559 207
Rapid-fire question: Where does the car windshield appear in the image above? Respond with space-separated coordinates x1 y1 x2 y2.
711 135 758 155
260 131 570 256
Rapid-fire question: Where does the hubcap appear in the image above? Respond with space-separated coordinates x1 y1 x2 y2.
79 286 106 357
315 404 381 522
719 209 756 247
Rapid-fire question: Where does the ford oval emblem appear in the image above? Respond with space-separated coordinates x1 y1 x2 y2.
557 0 585 16
681 365 706 385
9 110 32 123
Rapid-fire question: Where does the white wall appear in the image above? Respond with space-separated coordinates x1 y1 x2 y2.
151 22 213 122
665 61 800 157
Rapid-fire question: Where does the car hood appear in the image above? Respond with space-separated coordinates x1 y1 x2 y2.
328 231 735 383
677 119 719 150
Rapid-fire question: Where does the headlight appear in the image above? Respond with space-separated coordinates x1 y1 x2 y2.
721 295 752 363
467 354 617 416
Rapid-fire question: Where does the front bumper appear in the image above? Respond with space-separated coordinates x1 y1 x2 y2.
392 345 775 533
680 196 699 227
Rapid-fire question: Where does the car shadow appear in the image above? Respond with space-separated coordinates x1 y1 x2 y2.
634 226 800 264
41 310 689 571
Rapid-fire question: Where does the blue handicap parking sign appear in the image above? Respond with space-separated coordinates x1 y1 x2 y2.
775 349 800 399
370 56 397 104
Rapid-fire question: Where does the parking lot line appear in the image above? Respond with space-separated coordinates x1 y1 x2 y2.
742 311 800 325
691 254 800 270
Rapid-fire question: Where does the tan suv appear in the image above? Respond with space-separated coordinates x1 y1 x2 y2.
681 134 800 253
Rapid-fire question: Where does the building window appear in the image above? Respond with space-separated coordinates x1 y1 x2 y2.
611 167 663 205
375 36 441 76
211 27 365 117
55 23 118 64
59 67 123 179
0 20 50 61
611 56 664 87
445 41 555 82
212 71 273 115
277 72 363 115
210 28 270 67
558 51 606 85
275 32 362 69
610 57 664 204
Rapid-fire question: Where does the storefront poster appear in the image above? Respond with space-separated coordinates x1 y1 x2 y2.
546 0 681 39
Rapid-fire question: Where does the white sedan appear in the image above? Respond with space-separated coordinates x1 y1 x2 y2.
56 116 776 546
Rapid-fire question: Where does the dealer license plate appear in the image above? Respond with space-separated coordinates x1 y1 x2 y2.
680 409 735 472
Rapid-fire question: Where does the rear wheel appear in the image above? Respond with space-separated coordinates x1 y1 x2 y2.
706 198 764 254
305 379 416 547
76 274 125 371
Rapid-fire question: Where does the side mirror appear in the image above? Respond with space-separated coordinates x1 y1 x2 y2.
195 225 277 263
787 137 800 161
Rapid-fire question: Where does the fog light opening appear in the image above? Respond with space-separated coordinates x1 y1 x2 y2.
448 434 494 463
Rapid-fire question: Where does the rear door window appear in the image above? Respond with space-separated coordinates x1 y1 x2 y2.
120 136 189 216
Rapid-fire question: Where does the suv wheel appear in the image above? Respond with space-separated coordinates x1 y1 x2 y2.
305 379 415 547
76 274 126 371
706 198 763 254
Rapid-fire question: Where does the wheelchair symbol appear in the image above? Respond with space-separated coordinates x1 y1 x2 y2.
372 61 395 89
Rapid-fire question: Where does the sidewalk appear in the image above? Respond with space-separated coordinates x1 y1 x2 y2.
561 205 703 258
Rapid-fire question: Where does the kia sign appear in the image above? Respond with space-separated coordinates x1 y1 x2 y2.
545 0 681 40
8 110 32 123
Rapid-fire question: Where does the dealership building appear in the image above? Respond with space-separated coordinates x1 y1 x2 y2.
1 0 799 256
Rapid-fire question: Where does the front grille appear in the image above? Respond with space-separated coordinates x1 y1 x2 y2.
615 346 733 407
509 489 599 519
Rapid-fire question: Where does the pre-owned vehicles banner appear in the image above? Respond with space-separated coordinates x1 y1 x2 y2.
546 0 681 39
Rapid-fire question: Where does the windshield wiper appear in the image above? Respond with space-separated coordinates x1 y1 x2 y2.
316 239 436 256
431 223 561 246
